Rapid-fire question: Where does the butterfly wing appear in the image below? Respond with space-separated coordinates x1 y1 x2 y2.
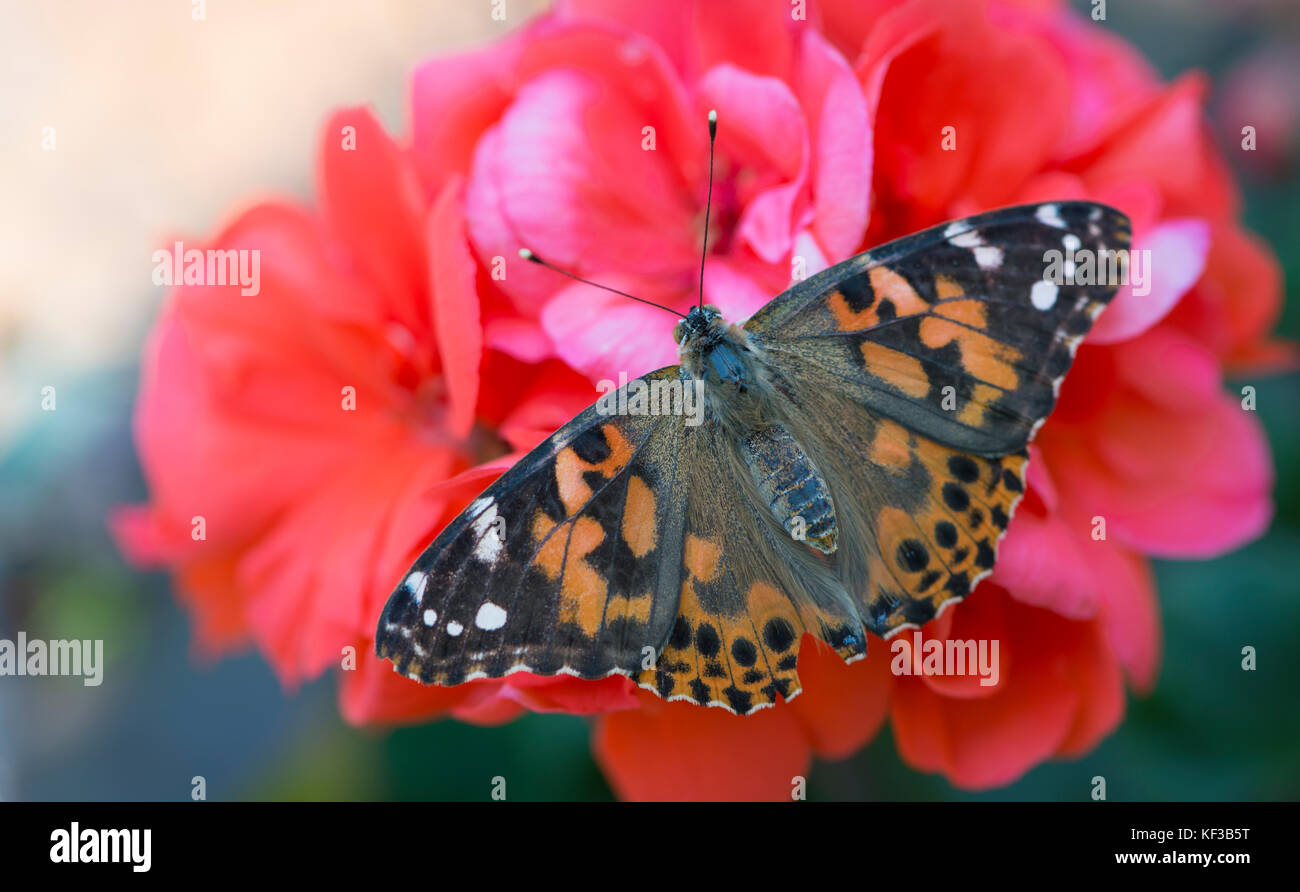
377 367 692 686
637 415 866 714
377 364 864 713
748 202 1130 455
748 201 1130 635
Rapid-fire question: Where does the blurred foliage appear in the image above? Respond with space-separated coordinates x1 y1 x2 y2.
2 2 1297 801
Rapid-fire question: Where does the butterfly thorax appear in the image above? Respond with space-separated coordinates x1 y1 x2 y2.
675 305 748 386
675 304 767 426
675 304 839 554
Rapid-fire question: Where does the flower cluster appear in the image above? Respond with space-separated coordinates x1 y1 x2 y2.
115 0 1289 799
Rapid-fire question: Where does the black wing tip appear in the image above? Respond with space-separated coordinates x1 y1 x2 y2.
373 579 415 658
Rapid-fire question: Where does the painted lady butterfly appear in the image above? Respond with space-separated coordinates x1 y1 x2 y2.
376 113 1129 715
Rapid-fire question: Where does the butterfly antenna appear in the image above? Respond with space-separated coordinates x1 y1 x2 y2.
518 249 687 318
699 109 717 312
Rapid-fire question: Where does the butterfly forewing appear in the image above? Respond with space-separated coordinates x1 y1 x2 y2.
749 202 1131 455
377 368 689 686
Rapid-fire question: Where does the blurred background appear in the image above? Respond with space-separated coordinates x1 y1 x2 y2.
1 0 1297 801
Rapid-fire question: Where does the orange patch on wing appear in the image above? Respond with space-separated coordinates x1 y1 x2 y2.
621 476 657 558
918 317 1021 390
553 425 636 514
934 274 964 300
859 342 931 399
869 265 928 316
743 582 805 638
554 450 590 514
934 297 985 329
957 382 1001 427
532 513 608 636
684 534 721 583
868 419 913 469
830 290 877 331
613 592 653 624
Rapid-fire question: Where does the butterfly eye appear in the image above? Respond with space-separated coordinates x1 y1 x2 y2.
673 320 686 343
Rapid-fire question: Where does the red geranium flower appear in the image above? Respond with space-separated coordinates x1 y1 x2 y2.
114 0 1291 799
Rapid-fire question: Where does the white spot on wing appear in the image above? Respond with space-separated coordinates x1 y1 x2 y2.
447 621 464 637
949 229 983 248
1030 280 1059 310
973 246 1003 269
475 602 508 631
423 609 437 626
404 571 427 604
469 497 504 565
1036 204 1067 229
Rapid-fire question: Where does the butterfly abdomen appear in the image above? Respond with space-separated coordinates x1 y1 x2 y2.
743 425 838 554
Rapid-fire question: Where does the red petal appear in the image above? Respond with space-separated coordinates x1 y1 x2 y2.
593 693 810 801
788 636 892 760
319 107 428 330
429 176 483 438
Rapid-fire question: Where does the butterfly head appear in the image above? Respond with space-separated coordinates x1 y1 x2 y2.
673 303 725 348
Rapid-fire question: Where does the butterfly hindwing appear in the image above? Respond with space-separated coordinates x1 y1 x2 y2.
761 383 1031 637
639 418 866 713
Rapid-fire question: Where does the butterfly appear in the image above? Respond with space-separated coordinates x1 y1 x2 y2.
376 116 1130 715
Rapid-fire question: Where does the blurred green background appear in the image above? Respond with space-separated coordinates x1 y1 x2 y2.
1 1 1297 801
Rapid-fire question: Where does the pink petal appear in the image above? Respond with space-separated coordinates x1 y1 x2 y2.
137 294 372 550
1092 547 1161 694
1038 8 1161 161
1053 620 1126 759
410 35 520 195
1113 327 1222 410
1051 376 1274 558
993 507 1100 620
541 278 680 380
594 695 811 801
483 316 554 363
697 64 809 263
1082 74 1237 220
241 442 455 686
788 636 892 760
891 594 1083 790
702 256 776 323
339 645 483 726
789 229 830 281
1089 218 1210 345
465 69 697 313
915 587 1009 700
796 29 872 262
555 0 693 76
